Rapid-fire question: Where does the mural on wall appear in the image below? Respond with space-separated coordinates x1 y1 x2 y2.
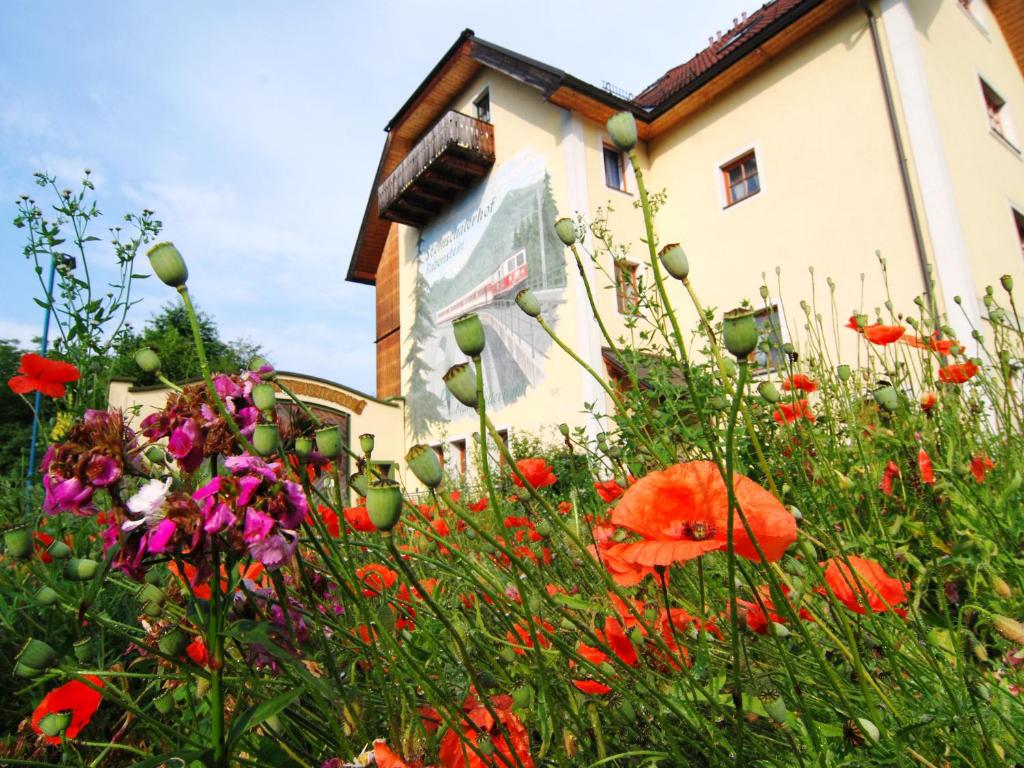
404 150 567 437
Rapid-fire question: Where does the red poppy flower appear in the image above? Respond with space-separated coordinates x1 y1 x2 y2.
919 391 937 412
314 504 340 537
862 324 905 345
782 374 817 393
468 497 489 512
880 460 901 496
343 502 375 533
594 479 625 503
818 556 909 615
970 454 995 483
31 675 104 744
186 638 209 667
902 333 958 355
374 741 418 768
589 525 662 586
8 353 80 398
356 564 398 597
610 461 797 566
938 361 979 384
512 458 557 490
917 449 935 485
772 399 815 424
570 617 638 694
736 585 813 635
438 695 533 768
506 617 554 655
35 531 55 564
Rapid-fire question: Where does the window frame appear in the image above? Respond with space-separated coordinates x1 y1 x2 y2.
747 304 789 377
979 77 1020 153
449 438 467 478
614 259 640 315
721 150 761 208
602 143 629 193
473 88 491 123
1012 206 1024 261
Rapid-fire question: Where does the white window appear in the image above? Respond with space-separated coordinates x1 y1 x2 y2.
749 304 786 374
603 144 627 192
474 89 491 123
722 151 760 206
981 78 1019 150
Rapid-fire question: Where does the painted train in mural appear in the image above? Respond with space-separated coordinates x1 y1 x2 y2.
435 248 528 323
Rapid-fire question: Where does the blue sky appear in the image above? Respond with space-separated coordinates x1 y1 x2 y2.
0 0 755 394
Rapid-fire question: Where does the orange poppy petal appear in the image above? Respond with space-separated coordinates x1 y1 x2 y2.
616 538 725 566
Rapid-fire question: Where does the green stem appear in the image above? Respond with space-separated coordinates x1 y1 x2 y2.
473 354 502 529
208 544 227 768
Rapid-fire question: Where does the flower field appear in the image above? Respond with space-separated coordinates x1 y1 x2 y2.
2 112 1024 767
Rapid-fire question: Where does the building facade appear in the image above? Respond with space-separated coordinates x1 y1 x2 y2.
346 0 1024 482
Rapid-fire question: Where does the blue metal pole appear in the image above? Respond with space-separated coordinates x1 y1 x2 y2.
25 256 57 488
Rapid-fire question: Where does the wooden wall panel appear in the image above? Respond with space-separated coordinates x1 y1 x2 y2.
376 224 401 399
376 331 401 399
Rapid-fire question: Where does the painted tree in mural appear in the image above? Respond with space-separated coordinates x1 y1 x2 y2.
404 265 445 436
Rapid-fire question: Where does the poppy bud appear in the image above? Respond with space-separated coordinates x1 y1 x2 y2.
658 244 689 280
349 472 369 498
558 423 570 437
554 217 577 246
723 308 758 359
73 637 95 663
453 313 486 357
406 444 443 489
759 285 769 300
872 385 899 412
720 356 737 379
39 710 73 737
516 288 542 318
158 627 188 657
837 364 851 382
992 615 1024 644
606 111 637 152
315 425 341 459
251 382 276 412
769 621 791 637
250 356 276 379
4 525 33 560
154 691 175 714
758 382 781 403
512 684 534 709
253 424 280 457
146 446 166 465
147 242 189 288
444 363 479 408
134 347 161 374
535 520 552 537
1001 274 1013 293
855 717 880 745
294 436 313 460
47 540 71 560
708 395 727 411
64 557 99 581
35 586 59 606
16 638 57 672
366 481 403 532
992 575 1012 599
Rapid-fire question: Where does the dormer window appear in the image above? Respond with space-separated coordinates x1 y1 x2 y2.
474 89 491 123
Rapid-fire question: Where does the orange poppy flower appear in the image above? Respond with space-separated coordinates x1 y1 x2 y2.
343 501 375 533
818 556 909 614
772 399 815 424
919 391 937 412
506 617 554 655
512 458 557 489
31 676 104 744
8 353 80 398
880 460 901 496
570 617 638 694
902 333 958 355
736 585 813 635
917 449 935 485
782 374 817 393
594 479 625 503
373 741 418 768
438 694 533 768
938 361 979 384
862 324 905 345
468 497 489 512
970 454 995 483
610 461 797 566
356 563 398 597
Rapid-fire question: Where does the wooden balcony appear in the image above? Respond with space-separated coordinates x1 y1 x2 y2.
377 111 495 227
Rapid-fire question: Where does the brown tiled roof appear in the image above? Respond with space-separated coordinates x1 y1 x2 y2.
635 0 807 108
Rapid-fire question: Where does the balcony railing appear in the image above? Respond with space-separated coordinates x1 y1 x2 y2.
377 111 495 227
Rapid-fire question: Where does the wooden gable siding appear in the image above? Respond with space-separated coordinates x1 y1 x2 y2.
375 224 401 399
991 0 1024 76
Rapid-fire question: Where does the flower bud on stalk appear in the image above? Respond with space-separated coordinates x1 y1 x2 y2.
47 540 71 560
444 363 479 408
757 381 781 403
992 575 1013 599
992 615 1024 644
723 308 758 359
836 364 851 382
359 433 375 456
349 472 369 498
64 557 99 581
406 444 443 489
872 385 899 412
515 289 542 318
253 424 280 457
658 244 689 280
315 426 341 459
4 524 34 560
35 586 59 606
1001 274 1013 293
134 347 161 374
453 313 486 357
146 446 166 465
16 638 57 674
367 481 403 532
154 691 175 715
158 627 188 657
558 423 570 437
554 217 577 246
251 382 277 412
147 242 189 288
606 111 638 152
73 637 95 663
293 436 313 460
249 356 276 379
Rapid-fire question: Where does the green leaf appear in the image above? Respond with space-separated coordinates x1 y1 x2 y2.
129 747 211 768
225 687 302 754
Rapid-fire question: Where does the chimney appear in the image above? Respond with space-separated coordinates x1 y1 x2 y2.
742 11 748 21
716 30 723 41
733 18 739 26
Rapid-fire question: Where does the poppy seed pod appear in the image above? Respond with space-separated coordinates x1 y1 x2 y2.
64 557 99 581
872 385 899 412
158 627 188 657
315 425 342 459
154 691 175 715
73 636 95 663
46 540 71 560
837 364 851 382
444 363 479 408
249 356 276 378
16 638 57 671
406 444 443 489
760 690 788 724
293 436 313 460
251 382 277 412
4 524 34 560
515 289 542 318
252 424 280 457
359 433 375 456
658 243 689 280
39 710 73 737
349 472 369 498
554 217 577 246
757 381 781 403
723 308 759 359
134 347 161 374
453 313 486 357
146 242 189 288
606 111 638 152
145 446 166 465
366 481 403 532
35 586 59 606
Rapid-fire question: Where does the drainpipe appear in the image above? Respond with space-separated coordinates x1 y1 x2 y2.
859 0 937 321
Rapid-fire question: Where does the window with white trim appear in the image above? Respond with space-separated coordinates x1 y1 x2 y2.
722 151 760 206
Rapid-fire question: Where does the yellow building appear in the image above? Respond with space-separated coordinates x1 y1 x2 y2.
346 0 1024 482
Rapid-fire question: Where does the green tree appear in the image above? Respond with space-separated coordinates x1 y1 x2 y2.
0 339 34 476
110 301 262 385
